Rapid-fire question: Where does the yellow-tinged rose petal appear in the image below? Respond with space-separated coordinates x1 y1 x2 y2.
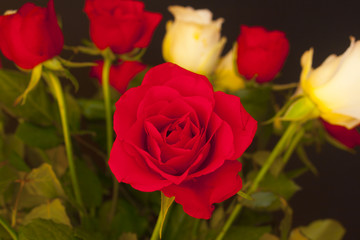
299 38 360 129
162 5 226 76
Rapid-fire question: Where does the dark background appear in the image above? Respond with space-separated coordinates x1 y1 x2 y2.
1 0 360 239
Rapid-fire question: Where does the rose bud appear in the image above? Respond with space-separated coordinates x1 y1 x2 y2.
300 38 360 129
84 0 162 54
236 25 289 83
162 6 226 76
109 63 257 219
0 0 64 69
90 60 146 94
214 47 245 92
321 119 360 148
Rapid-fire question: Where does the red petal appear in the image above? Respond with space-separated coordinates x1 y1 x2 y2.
162 160 242 219
213 92 257 159
134 11 162 48
109 138 171 192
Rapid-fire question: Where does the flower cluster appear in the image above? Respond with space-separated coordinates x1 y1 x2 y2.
0 0 358 239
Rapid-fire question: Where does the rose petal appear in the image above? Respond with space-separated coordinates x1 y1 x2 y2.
214 91 257 159
142 63 214 103
109 138 171 192
134 11 162 48
162 160 242 219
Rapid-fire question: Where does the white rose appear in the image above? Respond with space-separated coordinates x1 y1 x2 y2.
162 5 226 76
300 37 360 129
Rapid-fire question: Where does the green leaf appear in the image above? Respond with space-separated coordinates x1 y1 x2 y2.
46 146 68 177
23 199 71 226
78 99 115 120
119 233 138 240
8 151 30 172
279 198 293 240
73 227 104 240
0 165 17 194
99 200 148 239
159 193 175 239
248 172 301 199
76 160 102 208
24 163 65 199
226 225 271 240
14 64 43 105
282 96 319 122
242 192 278 209
234 86 274 121
260 233 280 240
0 69 54 125
4 134 25 159
237 191 253 201
299 219 345 240
15 122 62 149
18 219 73 240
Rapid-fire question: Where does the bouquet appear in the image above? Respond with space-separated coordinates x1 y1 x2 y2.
0 0 358 239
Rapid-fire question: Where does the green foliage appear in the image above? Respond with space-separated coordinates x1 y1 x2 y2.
23 163 65 199
0 69 54 126
18 219 73 240
15 122 62 149
226 225 271 240
290 219 345 240
234 86 274 122
76 160 102 208
22 199 71 226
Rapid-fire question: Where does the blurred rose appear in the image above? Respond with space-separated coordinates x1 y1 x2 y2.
321 119 360 148
236 25 289 83
109 63 257 219
162 6 226 76
214 48 245 92
300 38 360 129
84 0 162 54
0 0 63 69
90 60 146 94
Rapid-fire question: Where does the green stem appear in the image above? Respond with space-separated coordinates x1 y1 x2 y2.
0 215 18 240
101 52 119 223
249 122 299 193
271 82 298 91
150 209 163 240
44 72 83 209
216 122 299 240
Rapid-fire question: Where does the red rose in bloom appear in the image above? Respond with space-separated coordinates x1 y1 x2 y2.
109 63 257 219
236 25 289 83
84 0 162 54
322 120 360 148
90 60 146 94
0 0 63 69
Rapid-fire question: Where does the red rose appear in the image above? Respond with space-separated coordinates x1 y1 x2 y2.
236 25 289 83
84 0 162 54
0 0 63 69
322 120 360 148
90 60 146 94
109 63 257 219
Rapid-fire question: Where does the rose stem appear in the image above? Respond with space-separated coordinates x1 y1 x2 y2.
216 121 299 240
150 207 163 240
0 215 18 240
101 49 119 223
44 71 83 210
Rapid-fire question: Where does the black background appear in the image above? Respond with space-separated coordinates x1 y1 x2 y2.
1 0 360 239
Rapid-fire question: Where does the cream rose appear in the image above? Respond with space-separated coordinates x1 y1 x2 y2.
162 5 226 76
300 37 360 129
214 47 245 91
